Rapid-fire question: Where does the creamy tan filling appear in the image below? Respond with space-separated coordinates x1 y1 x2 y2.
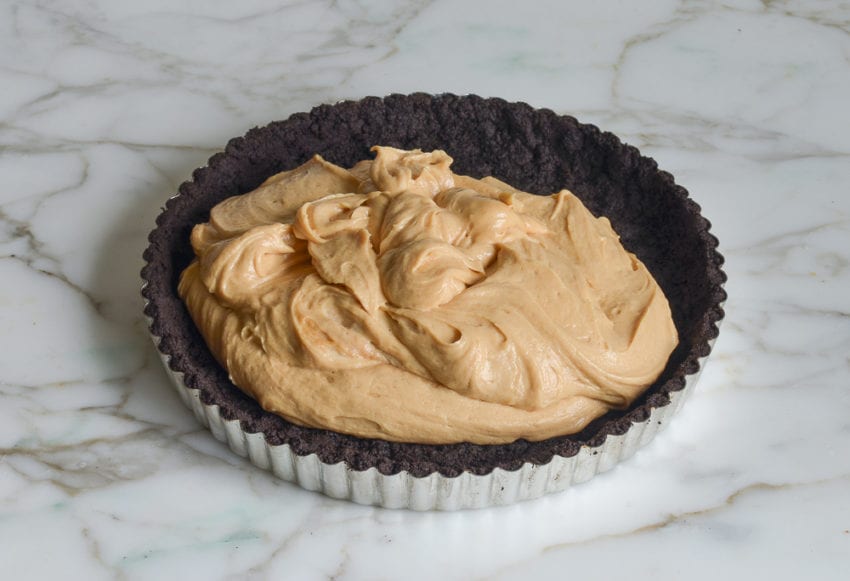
178 146 678 444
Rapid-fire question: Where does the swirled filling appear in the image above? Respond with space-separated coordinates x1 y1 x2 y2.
178 146 678 444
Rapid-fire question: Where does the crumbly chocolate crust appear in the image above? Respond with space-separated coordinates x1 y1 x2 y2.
142 94 726 478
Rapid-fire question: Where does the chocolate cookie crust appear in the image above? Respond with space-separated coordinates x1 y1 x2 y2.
142 94 726 478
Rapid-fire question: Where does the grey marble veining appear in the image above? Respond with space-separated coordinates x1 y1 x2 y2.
1 0 849 578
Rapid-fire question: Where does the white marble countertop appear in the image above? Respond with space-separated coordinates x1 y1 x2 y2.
2 0 849 578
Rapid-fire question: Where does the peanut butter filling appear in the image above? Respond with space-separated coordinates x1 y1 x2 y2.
178 146 678 444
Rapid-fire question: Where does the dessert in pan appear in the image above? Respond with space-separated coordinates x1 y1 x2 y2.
142 94 725 509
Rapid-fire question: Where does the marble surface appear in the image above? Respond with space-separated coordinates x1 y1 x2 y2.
2 0 849 578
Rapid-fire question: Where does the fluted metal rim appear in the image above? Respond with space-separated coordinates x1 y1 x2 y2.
144 297 716 510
